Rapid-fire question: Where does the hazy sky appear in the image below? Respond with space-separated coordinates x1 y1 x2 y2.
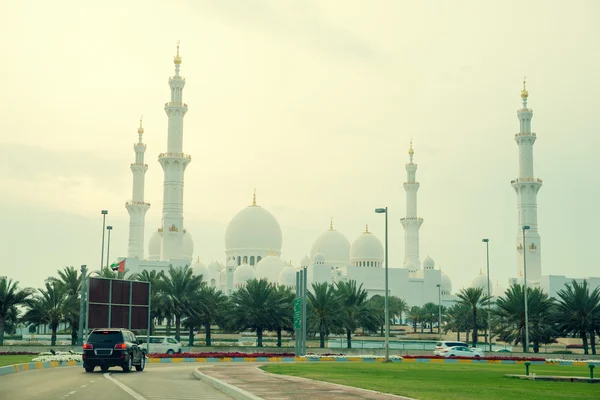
1 0 599 297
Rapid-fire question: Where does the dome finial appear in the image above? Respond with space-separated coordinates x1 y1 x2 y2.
329 217 334 230
138 115 144 135
479 268 483 275
521 76 528 99
174 40 182 65
365 224 369 233
252 188 257 206
197 256 200 262
269 248 275 256
408 138 414 162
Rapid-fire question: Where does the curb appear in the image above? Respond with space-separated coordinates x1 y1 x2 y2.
0 360 82 376
193 368 264 400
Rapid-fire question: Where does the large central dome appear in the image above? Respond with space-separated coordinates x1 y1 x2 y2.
225 193 283 266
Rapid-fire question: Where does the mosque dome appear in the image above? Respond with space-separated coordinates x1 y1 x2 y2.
278 265 297 288
191 257 209 280
256 254 286 282
350 226 384 267
225 200 283 254
148 229 162 260
423 256 435 270
470 269 490 289
208 261 222 276
310 222 350 267
441 271 452 294
300 255 311 267
234 263 255 287
219 270 227 287
227 259 237 269
182 230 194 259
493 281 505 297
313 252 326 265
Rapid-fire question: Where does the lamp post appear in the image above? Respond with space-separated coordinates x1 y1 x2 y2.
522 225 530 352
106 226 113 271
77 265 87 346
375 207 389 362
482 238 491 352
100 210 108 271
436 284 442 341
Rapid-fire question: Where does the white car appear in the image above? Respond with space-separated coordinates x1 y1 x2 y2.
440 345 484 358
433 341 469 356
138 336 182 354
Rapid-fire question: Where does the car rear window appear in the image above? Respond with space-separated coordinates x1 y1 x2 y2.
446 342 467 347
88 331 123 344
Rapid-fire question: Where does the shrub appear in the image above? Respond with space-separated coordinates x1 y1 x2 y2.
147 352 296 359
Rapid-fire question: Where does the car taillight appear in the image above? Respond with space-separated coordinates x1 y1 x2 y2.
114 343 127 350
83 343 93 350
443 349 448 352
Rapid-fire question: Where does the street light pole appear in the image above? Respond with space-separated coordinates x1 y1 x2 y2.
106 226 113 270
436 284 442 341
77 265 87 346
482 238 491 352
522 225 530 352
375 207 389 362
100 210 108 272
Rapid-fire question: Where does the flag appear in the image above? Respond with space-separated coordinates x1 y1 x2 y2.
110 259 125 273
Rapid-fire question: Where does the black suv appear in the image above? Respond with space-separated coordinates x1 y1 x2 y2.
82 328 145 373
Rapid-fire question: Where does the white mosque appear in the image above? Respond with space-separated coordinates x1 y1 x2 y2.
119 45 599 308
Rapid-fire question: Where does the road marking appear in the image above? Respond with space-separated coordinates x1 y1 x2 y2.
68 391 76 395
104 373 148 400
81 384 88 388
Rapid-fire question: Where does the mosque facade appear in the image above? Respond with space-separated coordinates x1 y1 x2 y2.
119 46 599 309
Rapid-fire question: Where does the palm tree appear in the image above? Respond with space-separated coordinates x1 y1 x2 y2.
555 280 600 355
407 306 422 334
421 302 439 334
132 269 165 334
22 283 68 346
494 284 556 352
158 266 204 341
267 285 295 347
444 303 471 341
194 286 229 347
366 295 410 335
0 279 34 345
46 266 82 344
335 280 377 348
306 282 342 348
390 296 410 325
230 279 274 347
456 287 491 348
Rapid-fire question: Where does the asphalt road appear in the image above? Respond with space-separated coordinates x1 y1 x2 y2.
0 363 232 400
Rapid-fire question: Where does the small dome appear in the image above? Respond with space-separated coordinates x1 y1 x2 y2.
300 255 311 267
225 202 282 254
148 229 162 260
350 227 384 266
278 265 297 288
234 263 256 287
208 261 222 275
227 259 237 269
441 271 452 294
256 255 286 283
313 252 326 265
310 225 350 267
423 256 435 270
470 269 490 289
493 281 505 297
182 230 194 259
191 257 209 280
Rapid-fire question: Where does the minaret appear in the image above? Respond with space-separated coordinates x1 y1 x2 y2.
400 140 423 272
158 41 192 261
512 78 542 282
125 117 151 259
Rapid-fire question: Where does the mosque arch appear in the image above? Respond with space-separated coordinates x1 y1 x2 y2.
250 256 255 265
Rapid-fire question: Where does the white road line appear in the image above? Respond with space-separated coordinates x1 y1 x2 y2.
81 384 88 388
104 373 148 400
68 391 76 395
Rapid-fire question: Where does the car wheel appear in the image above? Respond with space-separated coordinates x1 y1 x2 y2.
85 366 95 373
122 354 133 373
475 355 481 358
167 349 174 355
450 354 455 357
135 354 145 372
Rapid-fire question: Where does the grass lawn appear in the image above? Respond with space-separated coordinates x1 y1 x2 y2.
0 355 36 367
261 363 598 400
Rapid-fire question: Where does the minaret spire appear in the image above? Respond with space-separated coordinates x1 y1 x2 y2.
158 41 193 261
512 78 542 282
400 139 423 273
126 117 151 259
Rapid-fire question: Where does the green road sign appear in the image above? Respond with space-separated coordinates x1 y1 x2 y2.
294 297 302 330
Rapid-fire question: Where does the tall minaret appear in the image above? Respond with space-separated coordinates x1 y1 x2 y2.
512 78 543 282
125 117 151 259
400 140 423 272
159 41 192 261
